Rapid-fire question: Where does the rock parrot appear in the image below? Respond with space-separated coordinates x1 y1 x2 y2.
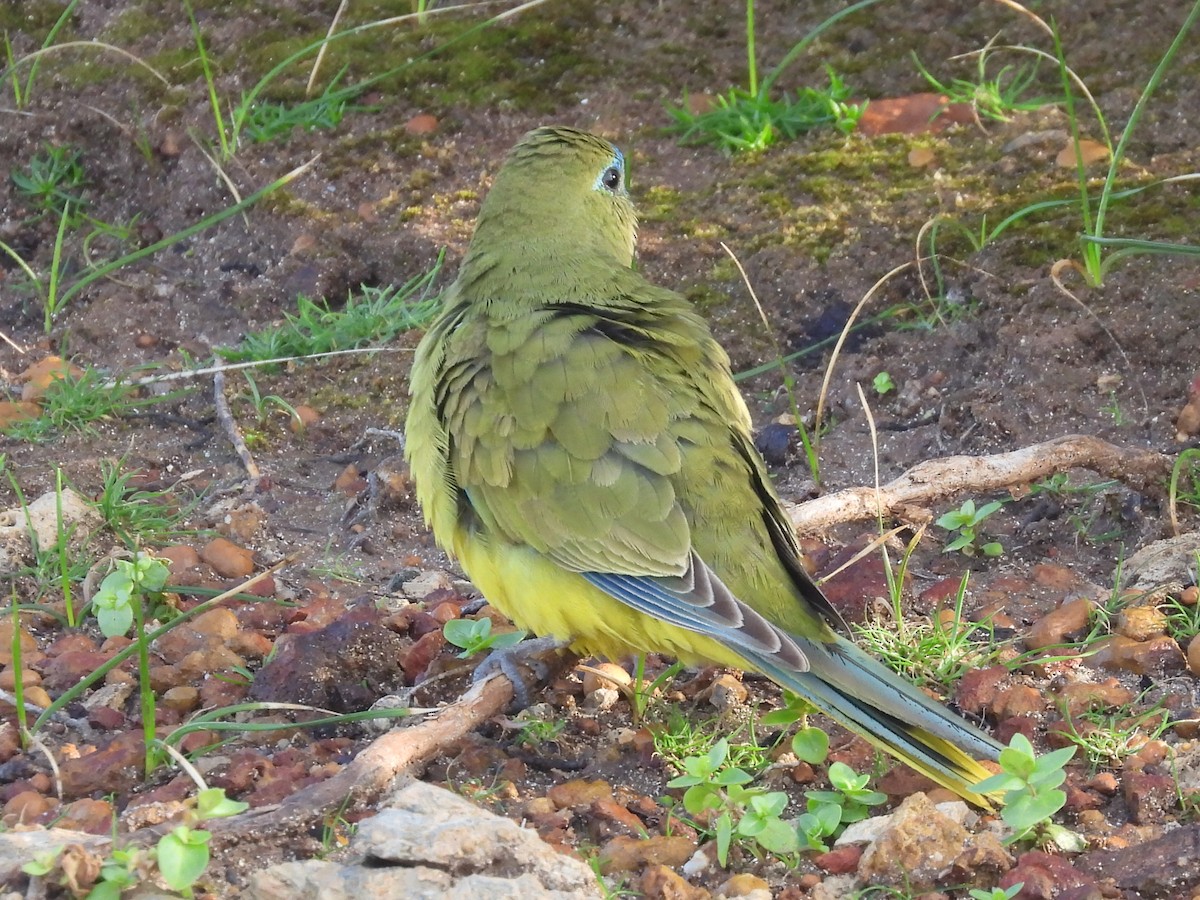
406 126 1003 804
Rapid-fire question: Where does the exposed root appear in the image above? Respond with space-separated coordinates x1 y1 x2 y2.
788 433 1172 532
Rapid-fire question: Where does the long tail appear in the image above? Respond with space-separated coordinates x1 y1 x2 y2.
741 635 1003 807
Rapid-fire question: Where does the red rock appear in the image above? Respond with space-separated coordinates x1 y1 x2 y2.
548 778 613 810
200 537 255 578
1030 564 1081 590
1001 850 1099 899
955 665 1009 716
993 684 1047 718
161 685 200 712
42 650 113 691
3 790 53 824
602 835 697 874
18 356 83 401
0 666 40 690
0 622 38 666
199 675 249 708
815 844 863 874
242 573 277 597
1025 597 1093 651
876 765 939 799
1092 634 1185 675
916 577 962 611
1122 771 1177 824
229 630 274 660
45 633 98 657
400 629 445 683
719 873 771 897
60 733 145 799
640 863 709 899
994 715 1038 745
0 726 21 764
179 730 219 755
0 400 40 428
86 706 126 730
1188 634 1200 676
333 463 367 496
857 93 975 136
589 796 646 839
1064 781 1105 813
404 113 439 136
1115 606 1169 641
190 607 239 639
158 545 202 581
57 797 115 834
1055 679 1135 716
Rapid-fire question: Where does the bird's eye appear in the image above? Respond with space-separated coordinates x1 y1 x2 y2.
600 165 623 192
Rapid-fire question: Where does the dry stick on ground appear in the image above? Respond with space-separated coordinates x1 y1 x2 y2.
213 370 262 483
787 433 1172 533
208 656 571 846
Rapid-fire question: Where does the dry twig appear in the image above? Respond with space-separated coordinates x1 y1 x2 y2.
788 433 1171 533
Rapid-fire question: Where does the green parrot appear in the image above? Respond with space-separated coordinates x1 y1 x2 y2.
406 125 1002 804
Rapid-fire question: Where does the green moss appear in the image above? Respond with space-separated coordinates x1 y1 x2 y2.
684 283 732 314
0 2 75 34
637 185 685 224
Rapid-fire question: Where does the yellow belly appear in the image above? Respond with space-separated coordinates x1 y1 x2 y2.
454 527 748 670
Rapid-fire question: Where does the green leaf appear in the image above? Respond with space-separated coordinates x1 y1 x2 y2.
157 826 211 892
85 881 126 900
195 787 250 820
752 816 801 854
96 603 133 638
791 727 828 764
715 812 733 866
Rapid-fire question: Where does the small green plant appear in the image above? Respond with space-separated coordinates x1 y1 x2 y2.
24 786 248 898
1169 450 1200 521
237 372 302 434
94 460 200 548
1 0 79 108
666 0 881 152
628 656 685 722
651 709 776 774
666 738 800 865
243 68 374 144
800 761 887 848
1162 587 1200 643
872 371 895 395
1082 558 1132 644
443 617 527 658
1 366 174 441
854 573 1001 691
968 885 1024 900
1052 4 1200 284
974 733 1078 848
91 553 171 776
936 498 1005 556
1101 392 1125 425
221 263 444 362
1059 699 1170 769
11 143 87 222
913 41 1055 122
513 708 567 749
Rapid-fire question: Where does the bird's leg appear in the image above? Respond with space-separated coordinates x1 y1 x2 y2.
473 635 568 709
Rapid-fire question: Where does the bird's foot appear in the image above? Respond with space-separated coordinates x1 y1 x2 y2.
473 635 566 710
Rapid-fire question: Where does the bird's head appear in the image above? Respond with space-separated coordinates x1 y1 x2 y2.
467 126 638 270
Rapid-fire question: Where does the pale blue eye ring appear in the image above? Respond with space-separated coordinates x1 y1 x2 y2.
595 149 625 192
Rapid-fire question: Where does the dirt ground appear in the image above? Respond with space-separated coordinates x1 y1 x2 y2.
2 0 1200 897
